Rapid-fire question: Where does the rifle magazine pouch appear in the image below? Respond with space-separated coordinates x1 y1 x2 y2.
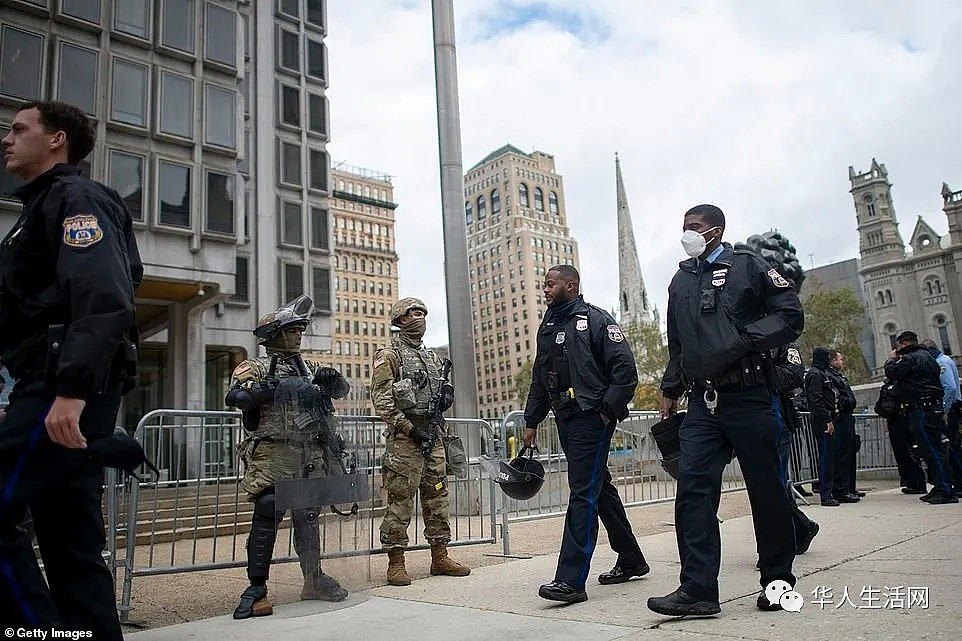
392 378 417 410
443 433 469 479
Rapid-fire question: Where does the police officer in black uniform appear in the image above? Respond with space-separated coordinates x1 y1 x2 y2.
648 204 803 617
0 101 142 639
805 347 846 506
884 330 957 505
523 265 648 604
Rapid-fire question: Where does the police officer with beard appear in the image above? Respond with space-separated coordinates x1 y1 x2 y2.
884 330 957 505
523 265 647 604
226 295 351 619
648 204 803 617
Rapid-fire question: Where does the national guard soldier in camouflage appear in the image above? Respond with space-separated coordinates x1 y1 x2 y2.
225 295 351 619
369 297 470 585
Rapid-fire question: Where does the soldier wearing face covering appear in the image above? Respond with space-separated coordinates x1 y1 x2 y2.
369 297 469 586
225 295 352 619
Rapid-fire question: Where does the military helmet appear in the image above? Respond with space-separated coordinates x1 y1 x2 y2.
495 447 545 501
253 294 313 344
390 297 428 326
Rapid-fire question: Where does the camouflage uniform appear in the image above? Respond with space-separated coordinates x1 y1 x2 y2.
370 297 469 585
226 295 349 619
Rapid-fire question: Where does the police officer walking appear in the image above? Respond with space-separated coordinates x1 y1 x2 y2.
649 204 803 617
226 295 351 618
0 101 142 639
523 265 648 604
884 331 957 504
369 298 470 586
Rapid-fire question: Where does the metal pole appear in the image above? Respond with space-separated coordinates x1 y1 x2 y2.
431 0 479 418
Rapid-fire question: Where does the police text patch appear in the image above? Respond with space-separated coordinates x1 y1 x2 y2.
63 214 103 248
787 348 802 365
767 268 790 288
606 324 625 342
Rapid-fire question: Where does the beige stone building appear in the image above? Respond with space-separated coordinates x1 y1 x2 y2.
328 165 399 415
464 145 580 420
852 159 962 370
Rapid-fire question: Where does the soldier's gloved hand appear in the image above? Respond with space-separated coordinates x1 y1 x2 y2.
313 367 350 399
407 422 430 447
438 382 455 412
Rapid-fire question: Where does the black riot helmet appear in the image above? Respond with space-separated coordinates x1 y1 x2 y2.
495 446 545 501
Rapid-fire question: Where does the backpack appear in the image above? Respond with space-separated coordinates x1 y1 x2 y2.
874 380 900 418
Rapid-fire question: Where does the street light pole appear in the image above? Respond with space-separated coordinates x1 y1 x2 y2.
431 0 478 418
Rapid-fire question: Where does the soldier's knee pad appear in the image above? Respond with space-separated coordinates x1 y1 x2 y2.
254 489 277 522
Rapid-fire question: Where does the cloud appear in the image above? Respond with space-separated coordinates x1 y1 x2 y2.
326 1 962 347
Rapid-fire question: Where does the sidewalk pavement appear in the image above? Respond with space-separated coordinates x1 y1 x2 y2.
128 487 962 641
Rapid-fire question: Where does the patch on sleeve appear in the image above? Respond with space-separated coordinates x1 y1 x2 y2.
231 361 254 381
787 348 802 365
606 324 625 343
374 357 386 368
767 268 790 288
62 214 104 248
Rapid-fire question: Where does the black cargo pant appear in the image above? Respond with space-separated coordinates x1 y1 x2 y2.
888 414 926 490
0 380 123 640
905 405 953 497
772 402 814 544
676 384 795 602
553 406 645 590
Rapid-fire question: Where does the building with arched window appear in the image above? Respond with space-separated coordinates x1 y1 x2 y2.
850 159 962 369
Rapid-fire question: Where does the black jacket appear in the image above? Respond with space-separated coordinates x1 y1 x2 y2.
660 243 804 398
524 296 638 426
0 164 143 399
828 366 857 414
883 344 943 405
805 347 837 424
771 342 805 394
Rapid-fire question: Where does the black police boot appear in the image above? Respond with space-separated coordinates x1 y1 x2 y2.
820 497 840 507
796 521 820 555
233 585 272 619
922 492 959 505
836 493 860 503
598 560 650 585
538 581 588 604
901 487 927 495
647 588 720 617
757 592 783 612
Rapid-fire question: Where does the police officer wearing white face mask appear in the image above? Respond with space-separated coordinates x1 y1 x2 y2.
648 204 805 617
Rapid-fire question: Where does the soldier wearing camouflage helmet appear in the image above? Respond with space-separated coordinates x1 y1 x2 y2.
225 295 352 619
369 297 470 585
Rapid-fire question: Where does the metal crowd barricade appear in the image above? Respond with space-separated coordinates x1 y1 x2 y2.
788 412 898 488
112 410 497 622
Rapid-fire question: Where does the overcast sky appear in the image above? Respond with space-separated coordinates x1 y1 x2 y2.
326 1 962 347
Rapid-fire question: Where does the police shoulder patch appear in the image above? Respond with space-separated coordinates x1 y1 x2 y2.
606 324 625 343
787 348 802 365
62 214 104 248
767 268 790 288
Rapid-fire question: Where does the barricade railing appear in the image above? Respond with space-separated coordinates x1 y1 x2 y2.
788 412 898 488
112 410 497 623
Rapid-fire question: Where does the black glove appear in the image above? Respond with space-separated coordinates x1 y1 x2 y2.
407 422 430 447
313 367 350 399
438 382 455 412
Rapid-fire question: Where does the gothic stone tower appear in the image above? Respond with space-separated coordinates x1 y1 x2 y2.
615 154 652 326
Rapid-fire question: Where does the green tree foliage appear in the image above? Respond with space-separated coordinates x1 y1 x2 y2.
513 359 533 406
624 315 669 410
798 279 872 383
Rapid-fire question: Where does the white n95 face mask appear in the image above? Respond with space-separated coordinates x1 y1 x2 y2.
681 227 719 258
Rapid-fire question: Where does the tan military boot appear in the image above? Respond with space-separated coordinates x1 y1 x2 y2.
386 548 411 586
430 541 471 576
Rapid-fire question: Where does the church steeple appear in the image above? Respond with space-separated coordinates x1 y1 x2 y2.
615 154 652 326
850 158 905 268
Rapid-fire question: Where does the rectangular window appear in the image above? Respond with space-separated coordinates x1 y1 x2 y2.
280 0 299 18
110 59 149 127
309 149 328 191
280 85 300 126
158 160 191 228
279 29 299 72
61 0 101 23
56 43 98 114
312 267 331 312
310 207 329 250
115 0 151 39
0 26 44 100
204 84 236 148
162 0 196 54
307 93 326 135
206 171 234 234
307 0 324 28
306 40 325 80
107 151 145 221
204 3 237 66
232 256 249 302
282 201 303 246
283 263 303 304
159 71 194 138
281 142 301 186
